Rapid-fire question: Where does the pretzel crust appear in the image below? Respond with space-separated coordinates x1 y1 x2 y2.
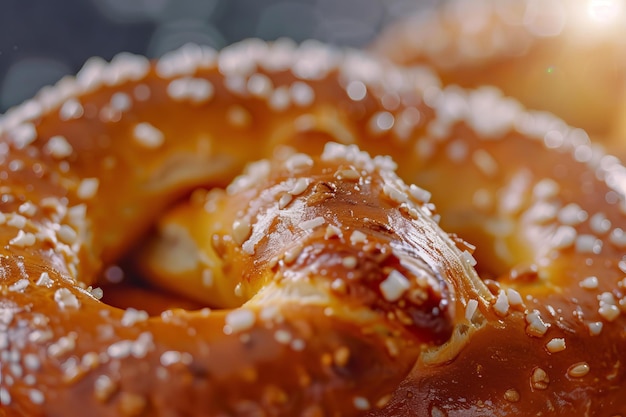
371 0 626 147
1 39 626 416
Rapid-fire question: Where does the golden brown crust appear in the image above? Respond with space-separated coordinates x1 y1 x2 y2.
371 0 626 149
0 39 626 416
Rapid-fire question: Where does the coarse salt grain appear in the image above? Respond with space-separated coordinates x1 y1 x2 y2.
54 288 80 309
350 230 367 245
46 135 73 158
379 270 411 302
546 338 566 353
579 276 599 290
465 299 479 321
77 178 99 200
10 230 36 247
224 309 256 334
133 122 165 149
8 279 29 292
299 217 325 231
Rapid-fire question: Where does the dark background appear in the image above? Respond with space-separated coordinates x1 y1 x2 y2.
0 0 438 113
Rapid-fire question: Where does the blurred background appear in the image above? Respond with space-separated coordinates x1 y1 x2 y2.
0 0 439 113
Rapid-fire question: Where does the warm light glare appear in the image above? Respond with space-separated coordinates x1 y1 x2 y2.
587 0 624 23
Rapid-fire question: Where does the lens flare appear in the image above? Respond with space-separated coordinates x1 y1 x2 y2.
587 0 624 23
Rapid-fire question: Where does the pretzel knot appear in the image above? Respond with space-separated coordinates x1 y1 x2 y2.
1 39 626 417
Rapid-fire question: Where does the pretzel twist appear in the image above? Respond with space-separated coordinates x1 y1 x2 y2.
1 39 626 416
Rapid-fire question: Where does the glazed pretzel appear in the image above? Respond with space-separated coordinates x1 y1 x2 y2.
371 0 626 149
1 39 626 416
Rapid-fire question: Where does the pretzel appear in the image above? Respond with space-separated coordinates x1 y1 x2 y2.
371 0 626 149
1 39 626 416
